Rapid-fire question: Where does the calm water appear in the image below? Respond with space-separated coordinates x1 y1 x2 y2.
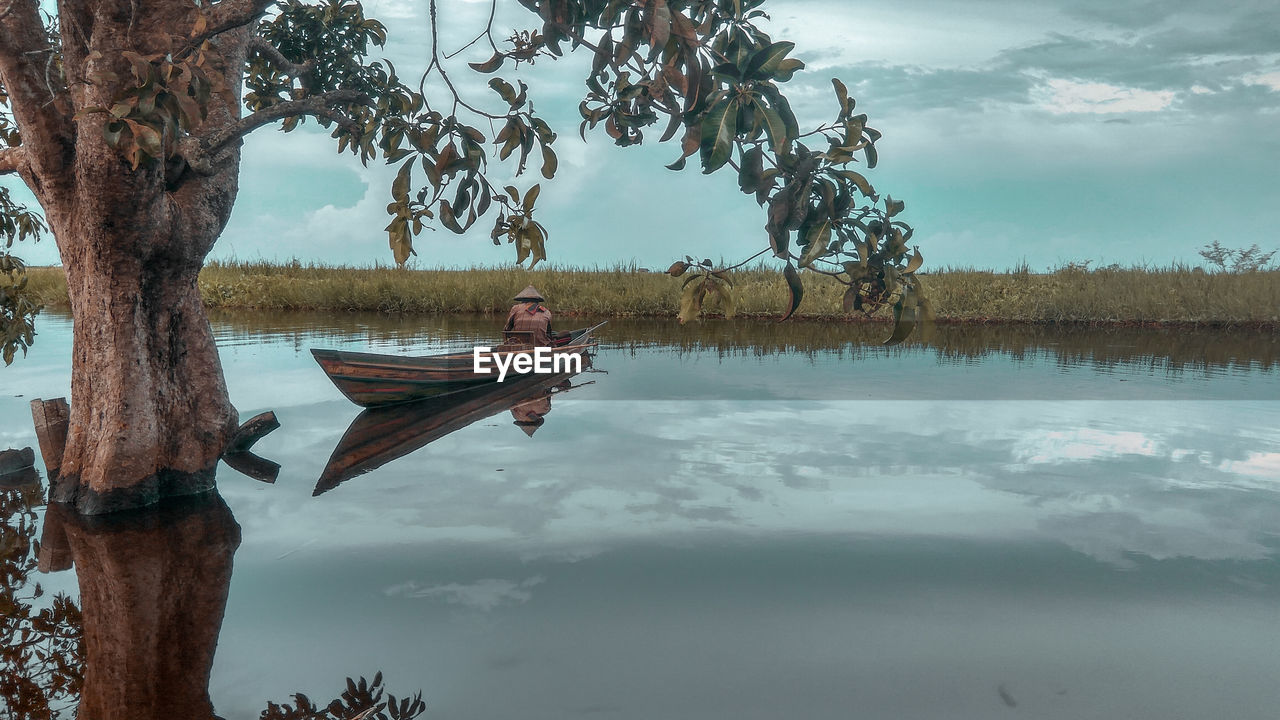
2 311 1279 719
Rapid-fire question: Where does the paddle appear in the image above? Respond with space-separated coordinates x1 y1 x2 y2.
568 320 608 346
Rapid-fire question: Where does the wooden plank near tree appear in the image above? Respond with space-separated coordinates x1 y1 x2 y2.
0 446 35 475
225 411 280 454
30 398 69 478
221 451 280 484
0 465 39 490
37 507 73 573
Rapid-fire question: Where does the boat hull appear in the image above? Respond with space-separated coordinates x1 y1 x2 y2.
311 337 593 407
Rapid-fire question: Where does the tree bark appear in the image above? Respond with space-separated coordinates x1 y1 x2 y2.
44 96 245 513
0 0 257 513
50 242 238 513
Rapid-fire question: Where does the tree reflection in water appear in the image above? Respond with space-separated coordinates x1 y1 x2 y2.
0 478 82 716
1 481 424 720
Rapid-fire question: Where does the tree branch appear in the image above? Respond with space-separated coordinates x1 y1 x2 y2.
0 0 73 185
246 36 314 83
197 0 277 46
200 89 369 158
0 146 26 175
444 0 499 60
723 247 770 271
427 0 505 121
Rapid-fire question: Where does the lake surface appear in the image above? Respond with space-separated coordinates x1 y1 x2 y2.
2 311 1279 719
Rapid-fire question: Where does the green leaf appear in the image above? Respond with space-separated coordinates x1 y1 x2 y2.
678 276 704 324
757 84 800 144
515 228 531 264
438 200 464 233
490 214 507 244
659 112 682 143
527 222 547 268
391 157 412 202
886 196 905 217
779 263 803 321
844 259 869 281
592 33 614 74
863 142 878 169
469 52 504 73
110 100 135 119
126 120 162 158
488 78 517 104
832 78 850 116
706 279 736 318
540 145 558 179
883 286 918 346
710 61 743 83
699 98 738 174
834 169 875 198
744 41 796 81
766 194 792 257
738 146 764 194
798 220 830 268
772 58 805 82
882 264 899 298
904 246 924 274
389 225 414 265
754 97 789 151
647 0 672 53
102 120 125 147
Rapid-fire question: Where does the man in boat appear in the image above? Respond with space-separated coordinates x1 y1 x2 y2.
510 378 573 436
510 393 552 436
504 285 565 346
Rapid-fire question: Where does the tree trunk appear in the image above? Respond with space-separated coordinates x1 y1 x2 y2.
51 241 237 514
17 8 254 514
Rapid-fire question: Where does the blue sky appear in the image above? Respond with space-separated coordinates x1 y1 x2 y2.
6 0 1279 271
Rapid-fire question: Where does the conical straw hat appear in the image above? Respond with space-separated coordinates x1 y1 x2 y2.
513 285 544 302
513 418 544 436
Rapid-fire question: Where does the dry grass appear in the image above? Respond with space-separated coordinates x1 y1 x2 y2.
22 261 1280 325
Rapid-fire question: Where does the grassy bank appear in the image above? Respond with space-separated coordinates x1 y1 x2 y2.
23 261 1280 326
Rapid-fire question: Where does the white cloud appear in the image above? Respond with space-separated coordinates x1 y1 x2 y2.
1035 78 1176 114
1011 428 1163 464
1220 452 1280 480
367 0 418 19
761 0 1069 70
383 576 545 611
1243 70 1280 91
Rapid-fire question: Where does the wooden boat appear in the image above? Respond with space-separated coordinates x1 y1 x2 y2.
315 367 589 495
311 326 598 407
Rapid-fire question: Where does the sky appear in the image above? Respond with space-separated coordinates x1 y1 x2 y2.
5 0 1279 271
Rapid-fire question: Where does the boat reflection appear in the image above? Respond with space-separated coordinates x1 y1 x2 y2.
316 365 593 496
